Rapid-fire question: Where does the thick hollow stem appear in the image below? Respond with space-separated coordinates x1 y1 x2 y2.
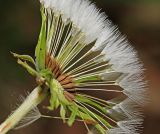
0 86 48 134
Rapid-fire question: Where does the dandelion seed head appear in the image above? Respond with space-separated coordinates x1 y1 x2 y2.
17 0 147 133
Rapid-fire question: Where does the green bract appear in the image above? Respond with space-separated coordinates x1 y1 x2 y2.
35 7 47 71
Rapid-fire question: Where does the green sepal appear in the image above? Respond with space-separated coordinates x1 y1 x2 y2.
48 92 59 110
77 105 95 121
11 52 35 65
79 94 113 109
39 69 53 83
68 105 78 126
95 124 106 134
78 104 112 129
77 111 95 122
60 105 66 123
76 95 107 113
75 75 101 84
35 6 46 71
48 80 59 110
48 79 70 110
17 59 38 77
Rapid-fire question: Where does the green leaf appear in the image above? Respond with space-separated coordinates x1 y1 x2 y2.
11 52 35 65
35 6 46 71
68 105 78 126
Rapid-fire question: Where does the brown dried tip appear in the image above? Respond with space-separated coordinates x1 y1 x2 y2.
84 119 98 125
64 91 75 102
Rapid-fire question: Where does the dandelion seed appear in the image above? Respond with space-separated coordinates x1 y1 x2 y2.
0 0 147 134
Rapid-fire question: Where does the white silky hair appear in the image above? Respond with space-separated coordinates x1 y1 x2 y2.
40 0 107 44
14 94 41 130
108 119 143 134
38 0 147 134
14 106 41 130
101 34 144 74
91 23 118 51
112 99 144 119
119 73 147 105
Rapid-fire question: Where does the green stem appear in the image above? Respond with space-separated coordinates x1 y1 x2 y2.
0 86 48 134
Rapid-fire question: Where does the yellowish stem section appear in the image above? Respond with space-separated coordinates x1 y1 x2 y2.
0 86 48 134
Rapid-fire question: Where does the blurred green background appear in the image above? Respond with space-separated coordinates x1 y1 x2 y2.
0 0 160 134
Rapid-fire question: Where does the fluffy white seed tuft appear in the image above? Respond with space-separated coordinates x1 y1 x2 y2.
108 119 143 134
40 0 107 44
119 73 147 105
102 34 144 74
14 94 42 130
14 106 41 130
112 99 144 119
